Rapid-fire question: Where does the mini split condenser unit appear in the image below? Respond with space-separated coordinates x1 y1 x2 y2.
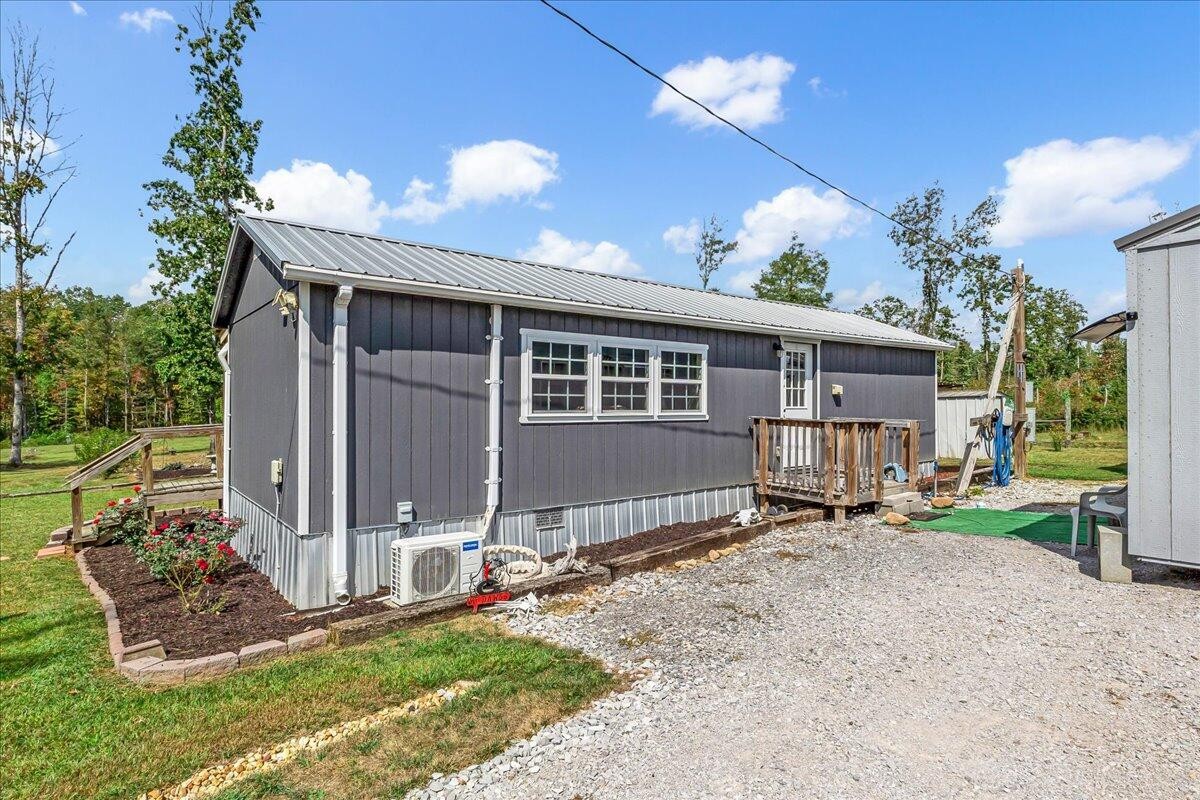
389 530 484 606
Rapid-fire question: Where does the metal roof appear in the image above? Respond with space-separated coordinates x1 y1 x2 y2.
216 215 951 350
1114 203 1200 251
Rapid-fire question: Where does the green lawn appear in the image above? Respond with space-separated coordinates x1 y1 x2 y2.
0 448 615 800
1027 428 1127 482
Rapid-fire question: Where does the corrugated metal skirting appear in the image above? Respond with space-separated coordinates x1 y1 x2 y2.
230 488 480 609
493 484 754 555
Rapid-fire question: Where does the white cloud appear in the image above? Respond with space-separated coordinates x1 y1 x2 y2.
662 219 700 254
395 139 559 224
726 268 762 294
807 76 844 98
126 267 163 303
518 229 642 276
120 7 174 32
832 280 889 310
1 128 59 163
69 1 87 16
651 54 795 130
729 185 870 263
990 134 1196 247
253 160 392 232
1091 288 1127 319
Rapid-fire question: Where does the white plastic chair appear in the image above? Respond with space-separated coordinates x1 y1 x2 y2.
1070 485 1127 558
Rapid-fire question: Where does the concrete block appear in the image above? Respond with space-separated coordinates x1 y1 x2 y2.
185 652 239 679
1098 524 1133 584
138 659 191 685
119 656 163 680
287 628 328 653
122 639 166 663
238 639 287 666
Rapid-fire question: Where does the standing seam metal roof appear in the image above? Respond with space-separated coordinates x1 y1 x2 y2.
221 214 951 350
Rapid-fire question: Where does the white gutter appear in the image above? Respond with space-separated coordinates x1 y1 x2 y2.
330 284 354 605
279 262 955 352
297 282 311 536
480 304 503 538
217 342 231 512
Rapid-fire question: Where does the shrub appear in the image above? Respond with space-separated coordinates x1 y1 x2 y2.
72 428 129 469
91 487 148 545
135 512 243 613
24 430 73 446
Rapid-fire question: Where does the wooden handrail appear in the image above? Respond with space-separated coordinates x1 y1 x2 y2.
64 434 149 489
752 416 920 513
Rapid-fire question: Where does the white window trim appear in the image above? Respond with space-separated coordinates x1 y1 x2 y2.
520 328 708 424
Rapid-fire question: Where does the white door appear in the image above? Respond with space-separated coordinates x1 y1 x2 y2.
780 342 814 419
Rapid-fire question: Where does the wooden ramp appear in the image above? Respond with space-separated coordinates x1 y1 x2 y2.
63 424 224 548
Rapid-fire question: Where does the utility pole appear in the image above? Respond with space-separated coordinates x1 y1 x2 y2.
1012 261 1028 479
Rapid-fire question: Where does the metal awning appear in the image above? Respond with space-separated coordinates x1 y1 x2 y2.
1072 311 1135 343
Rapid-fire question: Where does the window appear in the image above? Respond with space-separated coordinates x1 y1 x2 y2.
530 340 589 413
521 330 707 422
600 346 650 412
783 348 806 409
660 350 703 412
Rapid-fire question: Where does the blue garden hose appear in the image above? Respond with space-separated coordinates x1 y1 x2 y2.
992 417 1013 487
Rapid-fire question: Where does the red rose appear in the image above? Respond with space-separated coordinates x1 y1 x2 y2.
133 485 142 493
203 575 215 584
106 500 117 508
196 558 209 572
198 537 207 545
151 530 161 537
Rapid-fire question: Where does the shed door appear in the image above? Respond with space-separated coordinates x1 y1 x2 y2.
780 342 814 420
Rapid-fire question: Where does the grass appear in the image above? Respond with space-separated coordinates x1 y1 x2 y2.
941 428 1127 484
0 447 615 800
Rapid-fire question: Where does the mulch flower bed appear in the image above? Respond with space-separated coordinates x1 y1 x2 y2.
549 515 736 564
83 544 383 659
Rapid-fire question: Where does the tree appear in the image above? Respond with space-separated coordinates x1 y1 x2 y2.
855 295 918 331
1 24 75 465
694 215 737 290
752 235 832 307
143 0 268 421
1022 280 1087 383
888 184 999 340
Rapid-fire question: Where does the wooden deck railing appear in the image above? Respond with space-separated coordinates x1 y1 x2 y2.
64 424 224 542
752 417 919 519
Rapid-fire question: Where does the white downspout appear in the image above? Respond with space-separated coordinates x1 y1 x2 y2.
330 285 354 605
217 341 231 512
481 304 503 538
297 282 311 536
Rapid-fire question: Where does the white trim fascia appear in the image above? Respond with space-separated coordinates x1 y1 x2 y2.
779 338 818 419
518 328 709 424
218 341 231 511
297 282 311 536
280 263 954 352
329 284 354 604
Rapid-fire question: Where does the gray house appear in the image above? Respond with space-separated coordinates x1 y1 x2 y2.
213 215 949 609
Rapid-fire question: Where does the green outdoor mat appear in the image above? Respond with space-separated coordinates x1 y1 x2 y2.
906 507 1083 545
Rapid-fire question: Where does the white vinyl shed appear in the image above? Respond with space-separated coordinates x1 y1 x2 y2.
935 389 1006 460
1100 205 1200 570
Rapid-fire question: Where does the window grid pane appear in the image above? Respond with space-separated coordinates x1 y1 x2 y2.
601 346 649 378
531 377 588 413
601 380 648 411
661 381 701 411
783 350 806 408
532 341 588 378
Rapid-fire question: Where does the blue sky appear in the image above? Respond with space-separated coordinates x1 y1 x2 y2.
4 0 1198 325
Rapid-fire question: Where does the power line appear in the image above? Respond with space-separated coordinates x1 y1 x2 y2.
538 0 1006 275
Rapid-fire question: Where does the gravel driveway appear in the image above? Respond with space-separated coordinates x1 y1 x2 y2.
410 481 1199 800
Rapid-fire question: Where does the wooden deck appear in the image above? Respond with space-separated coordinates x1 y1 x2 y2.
753 417 920 520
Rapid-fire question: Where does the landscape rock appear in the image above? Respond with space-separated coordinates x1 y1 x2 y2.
883 511 910 526
930 496 955 509
286 628 327 653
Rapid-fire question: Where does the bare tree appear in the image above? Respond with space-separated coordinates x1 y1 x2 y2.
694 215 737 291
1 24 76 466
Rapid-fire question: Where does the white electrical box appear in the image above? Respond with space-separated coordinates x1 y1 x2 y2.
269 459 284 486
831 384 844 396
397 501 414 524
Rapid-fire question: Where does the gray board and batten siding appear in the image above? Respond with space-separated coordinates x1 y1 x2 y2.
818 341 937 461
226 251 299 528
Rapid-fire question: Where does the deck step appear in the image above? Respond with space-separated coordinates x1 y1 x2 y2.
880 491 921 507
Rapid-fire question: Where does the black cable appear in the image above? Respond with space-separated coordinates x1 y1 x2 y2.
538 0 1006 275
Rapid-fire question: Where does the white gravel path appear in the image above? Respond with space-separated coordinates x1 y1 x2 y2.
409 480 1198 800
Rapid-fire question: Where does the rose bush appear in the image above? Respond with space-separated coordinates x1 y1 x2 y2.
135 512 244 613
92 487 148 545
